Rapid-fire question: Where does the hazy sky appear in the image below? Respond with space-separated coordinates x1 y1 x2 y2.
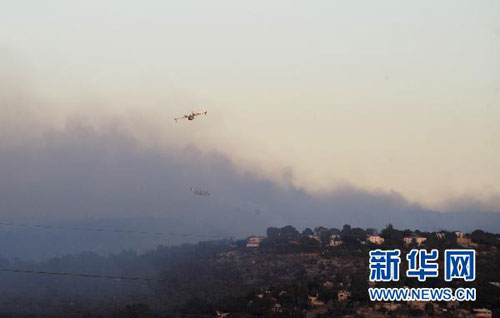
1 0 500 211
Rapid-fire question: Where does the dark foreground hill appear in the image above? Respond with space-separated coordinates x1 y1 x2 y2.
0 225 499 317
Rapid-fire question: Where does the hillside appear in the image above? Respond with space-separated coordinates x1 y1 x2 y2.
0 225 499 317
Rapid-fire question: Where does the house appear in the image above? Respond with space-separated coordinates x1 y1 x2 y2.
367 235 384 245
473 308 492 318
246 236 265 248
329 234 343 246
375 302 400 311
323 281 334 289
456 232 477 247
329 239 343 247
308 235 321 242
415 236 427 245
403 235 427 246
436 232 445 239
271 303 283 313
308 295 325 307
216 310 230 317
337 291 350 302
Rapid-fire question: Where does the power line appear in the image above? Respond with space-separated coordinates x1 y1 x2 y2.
0 222 234 239
0 268 164 282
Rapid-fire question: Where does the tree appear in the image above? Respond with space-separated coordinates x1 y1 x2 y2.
402 229 413 237
298 236 321 251
350 228 366 241
342 224 352 234
425 302 434 316
281 225 300 240
319 230 332 245
267 227 280 240
471 230 499 246
314 226 328 235
302 228 314 236
329 228 341 234
381 224 403 247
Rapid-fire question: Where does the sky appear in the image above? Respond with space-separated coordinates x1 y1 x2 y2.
1 0 500 222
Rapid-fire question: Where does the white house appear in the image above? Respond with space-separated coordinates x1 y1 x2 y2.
246 236 265 248
367 235 384 245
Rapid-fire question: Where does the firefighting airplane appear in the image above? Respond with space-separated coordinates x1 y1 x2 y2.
189 187 211 196
174 111 208 122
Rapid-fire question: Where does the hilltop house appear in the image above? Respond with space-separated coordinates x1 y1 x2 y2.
403 234 427 246
329 234 343 247
455 232 477 247
308 235 321 242
246 236 265 248
367 235 384 245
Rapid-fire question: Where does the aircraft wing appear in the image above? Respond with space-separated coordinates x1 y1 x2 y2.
193 111 207 116
174 115 187 122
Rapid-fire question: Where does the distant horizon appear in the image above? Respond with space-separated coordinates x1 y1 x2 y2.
1 205 498 261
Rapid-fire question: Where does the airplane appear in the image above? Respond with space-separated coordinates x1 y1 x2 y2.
189 187 211 196
174 111 208 122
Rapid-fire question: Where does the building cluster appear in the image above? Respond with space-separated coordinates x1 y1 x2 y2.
218 228 499 318
218 285 494 318
240 285 353 317
245 234 386 248
246 233 386 248
246 230 479 248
